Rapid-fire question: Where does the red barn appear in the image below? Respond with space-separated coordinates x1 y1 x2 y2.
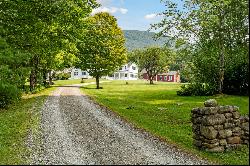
143 71 180 82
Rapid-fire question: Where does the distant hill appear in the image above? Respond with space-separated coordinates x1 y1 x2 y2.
123 30 170 51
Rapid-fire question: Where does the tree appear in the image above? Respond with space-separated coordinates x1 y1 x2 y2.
0 0 98 91
152 0 248 95
76 12 127 89
130 46 173 84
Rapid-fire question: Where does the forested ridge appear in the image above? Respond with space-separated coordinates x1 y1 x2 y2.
123 30 170 51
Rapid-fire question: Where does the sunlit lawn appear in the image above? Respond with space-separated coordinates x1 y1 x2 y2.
53 78 97 86
81 80 249 165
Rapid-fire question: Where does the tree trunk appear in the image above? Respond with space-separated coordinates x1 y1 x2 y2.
218 10 225 94
96 75 100 89
147 71 154 85
149 78 154 84
43 70 47 86
29 69 36 92
48 70 53 85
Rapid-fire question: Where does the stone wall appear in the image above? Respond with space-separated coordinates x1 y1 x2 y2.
191 99 249 152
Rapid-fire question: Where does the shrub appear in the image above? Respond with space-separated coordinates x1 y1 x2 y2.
55 73 70 80
177 83 217 96
0 82 21 108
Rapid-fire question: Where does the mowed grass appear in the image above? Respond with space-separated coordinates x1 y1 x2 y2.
0 87 55 165
81 80 249 165
53 78 100 86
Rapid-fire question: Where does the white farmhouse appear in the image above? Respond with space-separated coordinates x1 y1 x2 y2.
69 68 92 79
68 62 138 80
107 62 138 80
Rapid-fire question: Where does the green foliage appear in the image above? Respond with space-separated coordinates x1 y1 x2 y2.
224 62 249 95
55 73 71 80
0 0 98 91
152 0 249 95
0 38 31 88
76 12 127 89
0 82 21 108
129 46 174 84
177 83 217 96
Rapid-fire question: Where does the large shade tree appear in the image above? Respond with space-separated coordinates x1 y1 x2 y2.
76 12 127 89
0 0 98 91
129 46 173 84
151 0 249 95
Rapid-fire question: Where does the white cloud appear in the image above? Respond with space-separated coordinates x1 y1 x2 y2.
92 7 128 15
120 8 128 14
144 13 157 20
96 0 112 6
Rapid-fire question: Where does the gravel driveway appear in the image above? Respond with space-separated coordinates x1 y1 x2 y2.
29 84 210 165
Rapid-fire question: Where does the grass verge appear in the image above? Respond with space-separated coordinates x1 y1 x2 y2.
81 80 249 165
0 87 55 164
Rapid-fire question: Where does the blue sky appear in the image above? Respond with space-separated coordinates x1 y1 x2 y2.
92 0 173 31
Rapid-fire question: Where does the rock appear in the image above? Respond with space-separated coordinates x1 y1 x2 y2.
193 117 202 124
204 99 218 107
225 113 232 118
203 142 219 148
232 127 241 133
234 119 241 126
218 130 232 138
203 107 218 115
203 114 226 125
206 146 224 152
224 123 235 129
204 139 218 144
191 108 199 114
243 140 249 144
193 140 202 147
232 112 240 119
219 139 227 146
241 122 249 131
233 106 239 112
200 126 218 139
227 136 241 144
214 125 223 130
226 118 234 123
232 132 241 136
218 106 230 113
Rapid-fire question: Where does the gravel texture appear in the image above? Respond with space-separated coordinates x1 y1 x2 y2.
29 84 211 165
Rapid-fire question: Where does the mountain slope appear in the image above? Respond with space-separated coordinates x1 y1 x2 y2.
123 30 169 51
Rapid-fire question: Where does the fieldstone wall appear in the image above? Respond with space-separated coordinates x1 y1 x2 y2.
191 99 249 152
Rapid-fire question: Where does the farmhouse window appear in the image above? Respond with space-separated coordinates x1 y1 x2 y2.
74 72 78 76
164 76 167 80
82 71 86 75
125 74 127 77
160 76 163 80
169 75 173 81
132 66 136 70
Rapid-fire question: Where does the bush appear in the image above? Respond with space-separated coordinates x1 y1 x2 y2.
55 73 70 80
0 82 21 108
177 83 217 96
223 62 249 96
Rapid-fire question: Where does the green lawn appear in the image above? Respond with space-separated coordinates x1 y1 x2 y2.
53 78 99 86
0 87 55 165
81 80 249 165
